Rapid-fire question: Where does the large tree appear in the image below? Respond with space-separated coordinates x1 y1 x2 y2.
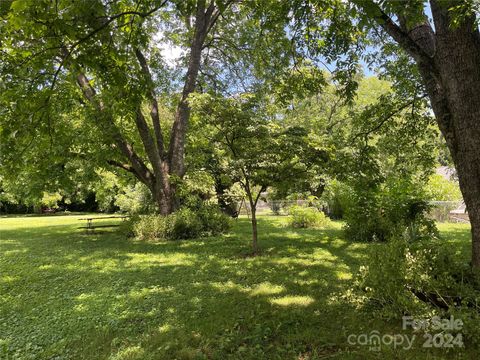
352 0 480 267
0 0 306 215
0 0 231 215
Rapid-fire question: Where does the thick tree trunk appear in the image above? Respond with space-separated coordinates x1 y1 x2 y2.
158 1 216 210
152 180 173 216
411 28 480 268
372 0 480 268
425 2 480 268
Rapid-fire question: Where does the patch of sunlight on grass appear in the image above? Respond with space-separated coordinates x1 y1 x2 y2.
283 246 301 254
271 258 334 267
4 249 28 256
298 270 309 276
1 214 113 231
278 231 303 239
73 303 89 313
0 275 18 283
270 295 315 307
109 345 144 360
158 324 172 333
178 240 208 248
327 238 349 247
126 253 196 268
250 282 285 296
210 280 245 293
83 258 123 273
336 270 352 280
38 264 54 270
190 296 201 305
76 293 95 301
437 222 471 232
312 248 338 260
1 240 21 245
296 279 321 286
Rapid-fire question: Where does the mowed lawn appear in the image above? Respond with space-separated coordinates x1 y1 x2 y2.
0 215 475 359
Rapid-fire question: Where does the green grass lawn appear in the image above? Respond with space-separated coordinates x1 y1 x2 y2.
0 215 476 359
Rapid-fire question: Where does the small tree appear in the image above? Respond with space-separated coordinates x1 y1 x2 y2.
191 93 318 254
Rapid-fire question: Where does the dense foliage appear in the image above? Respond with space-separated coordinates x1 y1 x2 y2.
353 234 480 347
132 205 232 241
287 205 331 229
426 174 462 202
278 76 438 242
3 0 480 357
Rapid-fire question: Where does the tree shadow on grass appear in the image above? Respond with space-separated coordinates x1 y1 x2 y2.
1 217 474 359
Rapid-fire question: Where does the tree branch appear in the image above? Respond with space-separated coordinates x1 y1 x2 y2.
134 107 164 177
254 185 267 208
357 1 435 67
75 70 154 186
135 48 166 159
107 160 136 174
351 94 428 142
50 4 165 92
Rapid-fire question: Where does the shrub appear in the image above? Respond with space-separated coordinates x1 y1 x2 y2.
167 208 203 240
351 234 480 346
426 173 462 201
321 180 351 219
133 214 168 241
197 205 233 236
343 178 438 242
131 205 232 241
287 205 331 228
352 236 426 316
269 200 285 215
118 214 139 238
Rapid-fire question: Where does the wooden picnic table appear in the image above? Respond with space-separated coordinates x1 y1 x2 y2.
79 215 129 234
